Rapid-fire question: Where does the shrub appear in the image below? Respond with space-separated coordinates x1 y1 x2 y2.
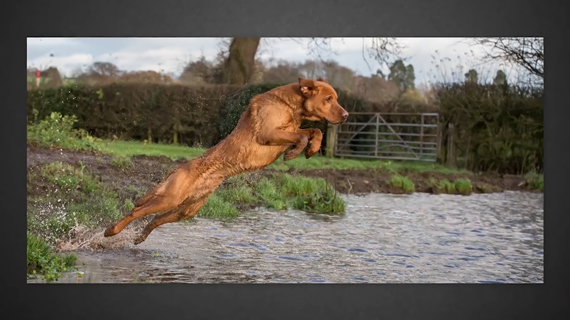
27 233 77 282
27 112 102 152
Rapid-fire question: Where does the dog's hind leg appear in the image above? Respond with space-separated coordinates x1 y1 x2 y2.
103 196 180 237
133 185 217 245
104 166 197 237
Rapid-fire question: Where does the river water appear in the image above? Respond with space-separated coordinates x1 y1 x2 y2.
29 191 543 284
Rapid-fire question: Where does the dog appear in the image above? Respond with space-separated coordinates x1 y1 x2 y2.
104 77 349 244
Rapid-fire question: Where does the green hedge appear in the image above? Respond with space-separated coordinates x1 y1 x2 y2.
28 82 426 150
27 84 242 147
436 83 543 174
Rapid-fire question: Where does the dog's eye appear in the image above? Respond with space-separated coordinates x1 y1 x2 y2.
326 96 332 102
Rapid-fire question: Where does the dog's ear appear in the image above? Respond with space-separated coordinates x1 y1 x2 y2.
316 77 328 83
298 77 319 97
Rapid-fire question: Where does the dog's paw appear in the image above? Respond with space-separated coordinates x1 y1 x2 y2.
133 234 147 245
305 150 316 159
104 226 117 237
304 143 320 159
284 149 301 161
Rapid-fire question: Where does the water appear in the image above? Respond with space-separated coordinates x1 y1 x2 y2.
30 191 543 283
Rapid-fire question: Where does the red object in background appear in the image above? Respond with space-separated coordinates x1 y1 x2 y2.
36 69 40 79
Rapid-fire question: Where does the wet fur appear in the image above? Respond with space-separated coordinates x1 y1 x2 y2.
104 77 349 244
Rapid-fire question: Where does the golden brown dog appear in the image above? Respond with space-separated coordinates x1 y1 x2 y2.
104 77 349 244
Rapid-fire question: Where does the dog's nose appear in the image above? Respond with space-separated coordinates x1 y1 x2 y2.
342 110 349 121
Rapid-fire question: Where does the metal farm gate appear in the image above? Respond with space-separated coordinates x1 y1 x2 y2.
334 112 440 162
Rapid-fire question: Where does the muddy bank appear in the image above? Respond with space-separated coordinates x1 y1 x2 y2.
27 144 534 199
289 168 531 195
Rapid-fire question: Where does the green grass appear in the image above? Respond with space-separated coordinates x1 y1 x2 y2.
196 172 345 218
95 139 469 175
524 171 544 191
454 178 473 195
254 177 288 210
389 175 415 193
96 140 205 160
267 156 470 174
428 178 473 195
41 162 99 193
110 156 134 171
197 193 241 218
436 179 455 193
27 233 77 282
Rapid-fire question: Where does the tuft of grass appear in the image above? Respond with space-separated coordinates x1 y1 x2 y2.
254 178 288 210
275 174 345 213
27 112 104 153
110 156 134 171
524 171 544 191
41 162 98 193
123 199 135 212
27 232 77 282
216 185 257 205
454 178 473 195
436 179 456 194
196 172 345 218
389 175 415 194
197 194 240 218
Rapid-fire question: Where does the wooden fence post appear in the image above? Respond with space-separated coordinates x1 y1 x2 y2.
436 122 444 164
446 123 456 167
173 122 180 145
325 123 337 158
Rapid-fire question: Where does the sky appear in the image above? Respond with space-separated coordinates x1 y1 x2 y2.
26 37 524 85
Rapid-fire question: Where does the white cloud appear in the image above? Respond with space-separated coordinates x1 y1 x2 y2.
27 53 93 75
25 37 533 84
27 37 76 48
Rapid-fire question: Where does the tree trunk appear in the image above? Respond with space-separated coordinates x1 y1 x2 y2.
222 38 261 85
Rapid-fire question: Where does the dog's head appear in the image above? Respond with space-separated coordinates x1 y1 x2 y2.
298 77 349 124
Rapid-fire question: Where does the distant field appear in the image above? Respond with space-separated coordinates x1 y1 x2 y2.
97 140 206 160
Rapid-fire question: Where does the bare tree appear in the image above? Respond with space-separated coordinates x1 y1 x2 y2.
471 37 543 83
88 61 122 78
302 37 406 74
221 37 261 85
219 37 406 85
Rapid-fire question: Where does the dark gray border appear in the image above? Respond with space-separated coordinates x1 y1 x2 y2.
7 0 569 319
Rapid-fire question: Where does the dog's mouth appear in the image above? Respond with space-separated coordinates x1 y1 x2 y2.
324 117 344 125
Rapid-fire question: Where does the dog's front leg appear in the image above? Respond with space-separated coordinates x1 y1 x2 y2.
297 128 323 159
257 130 309 161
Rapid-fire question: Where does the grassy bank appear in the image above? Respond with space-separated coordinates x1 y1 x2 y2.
199 173 344 218
98 139 543 193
